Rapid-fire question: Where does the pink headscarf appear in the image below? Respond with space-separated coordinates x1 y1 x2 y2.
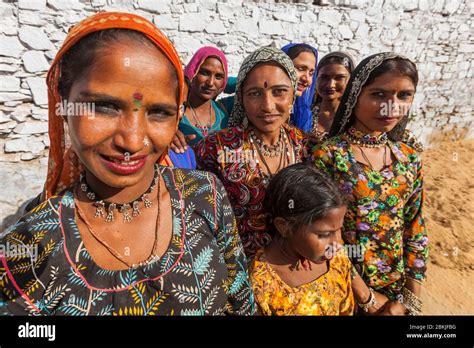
184 46 228 90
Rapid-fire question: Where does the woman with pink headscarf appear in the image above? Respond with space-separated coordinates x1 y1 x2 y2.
171 46 229 153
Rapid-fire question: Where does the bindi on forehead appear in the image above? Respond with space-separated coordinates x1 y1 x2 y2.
263 81 268 88
132 92 143 111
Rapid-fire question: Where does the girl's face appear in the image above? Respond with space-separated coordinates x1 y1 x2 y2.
353 71 416 135
242 62 294 134
190 56 225 101
66 39 179 189
285 206 347 264
316 63 350 101
292 51 316 96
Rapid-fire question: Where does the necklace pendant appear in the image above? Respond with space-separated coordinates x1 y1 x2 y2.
105 203 116 222
143 193 152 208
80 182 87 192
132 201 141 217
121 204 132 223
94 201 105 218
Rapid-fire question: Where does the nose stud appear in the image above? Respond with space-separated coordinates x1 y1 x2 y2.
143 137 150 147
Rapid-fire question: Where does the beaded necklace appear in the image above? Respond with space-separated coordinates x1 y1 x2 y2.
345 126 388 148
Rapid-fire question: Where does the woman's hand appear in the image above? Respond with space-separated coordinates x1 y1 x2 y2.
170 130 196 153
351 272 389 315
364 291 389 315
379 300 407 316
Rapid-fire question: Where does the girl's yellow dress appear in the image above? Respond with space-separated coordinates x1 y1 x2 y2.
250 249 354 315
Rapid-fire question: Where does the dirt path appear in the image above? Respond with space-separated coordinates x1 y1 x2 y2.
421 139 474 314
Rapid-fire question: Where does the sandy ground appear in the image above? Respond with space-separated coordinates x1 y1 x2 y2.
421 138 474 314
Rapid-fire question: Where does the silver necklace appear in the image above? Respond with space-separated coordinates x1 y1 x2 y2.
79 164 160 223
248 127 285 157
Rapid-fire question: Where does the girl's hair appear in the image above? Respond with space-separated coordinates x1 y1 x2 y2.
58 28 178 100
317 56 352 75
286 44 316 61
364 57 419 89
264 163 345 236
314 55 353 105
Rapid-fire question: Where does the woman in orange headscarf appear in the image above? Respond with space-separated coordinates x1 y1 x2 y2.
0 12 254 316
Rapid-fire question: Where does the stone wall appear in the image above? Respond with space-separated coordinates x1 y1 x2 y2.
0 0 473 228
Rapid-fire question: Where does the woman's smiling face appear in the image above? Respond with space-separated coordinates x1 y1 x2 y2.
66 39 179 189
291 51 316 96
190 56 225 101
242 62 294 134
316 63 350 101
353 71 416 135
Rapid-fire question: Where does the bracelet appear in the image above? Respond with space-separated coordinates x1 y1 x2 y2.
401 287 423 315
358 287 377 312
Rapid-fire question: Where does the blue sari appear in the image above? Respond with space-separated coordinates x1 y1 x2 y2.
168 147 196 169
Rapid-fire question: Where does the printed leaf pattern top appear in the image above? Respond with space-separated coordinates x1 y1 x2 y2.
0 167 255 316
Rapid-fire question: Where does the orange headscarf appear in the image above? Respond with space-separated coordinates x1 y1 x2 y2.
44 12 184 200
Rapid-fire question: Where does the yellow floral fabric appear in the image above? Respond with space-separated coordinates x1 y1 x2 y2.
250 249 354 316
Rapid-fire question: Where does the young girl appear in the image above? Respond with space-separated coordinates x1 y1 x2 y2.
312 51 354 141
250 163 354 315
313 53 428 315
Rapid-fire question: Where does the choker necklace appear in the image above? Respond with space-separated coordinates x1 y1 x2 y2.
345 127 388 148
79 164 160 223
75 173 162 269
249 127 284 157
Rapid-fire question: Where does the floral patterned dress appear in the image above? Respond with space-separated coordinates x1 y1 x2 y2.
250 249 354 316
312 136 428 299
0 167 255 316
195 125 311 259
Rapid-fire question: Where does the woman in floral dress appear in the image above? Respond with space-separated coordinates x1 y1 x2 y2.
312 53 428 315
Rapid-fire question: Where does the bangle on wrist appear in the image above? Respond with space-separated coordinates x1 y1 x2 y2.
358 287 377 312
399 287 423 315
